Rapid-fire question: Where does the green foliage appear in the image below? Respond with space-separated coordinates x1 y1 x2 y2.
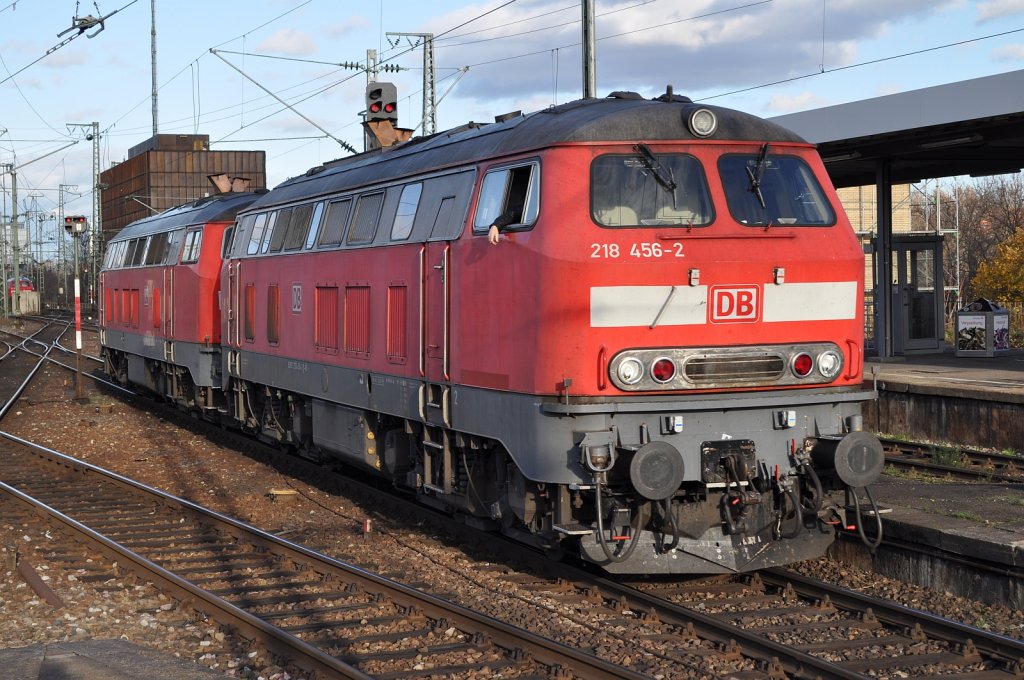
930 444 967 468
948 510 984 522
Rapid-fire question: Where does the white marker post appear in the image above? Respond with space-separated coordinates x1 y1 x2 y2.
64 216 88 401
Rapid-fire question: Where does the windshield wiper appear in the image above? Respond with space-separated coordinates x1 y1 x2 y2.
746 143 770 209
634 143 678 207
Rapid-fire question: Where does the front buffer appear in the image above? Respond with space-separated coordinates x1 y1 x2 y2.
552 387 884 575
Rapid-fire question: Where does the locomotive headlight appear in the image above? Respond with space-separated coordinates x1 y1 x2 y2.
617 357 644 385
688 108 718 137
817 350 843 379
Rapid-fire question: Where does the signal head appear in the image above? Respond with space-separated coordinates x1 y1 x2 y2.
64 215 87 234
365 81 398 122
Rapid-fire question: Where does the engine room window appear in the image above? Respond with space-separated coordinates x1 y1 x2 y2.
591 151 713 228
318 199 352 247
472 162 539 233
268 208 292 252
144 232 170 265
283 203 315 251
719 152 836 227
129 238 149 266
348 191 384 244
391 183 422 241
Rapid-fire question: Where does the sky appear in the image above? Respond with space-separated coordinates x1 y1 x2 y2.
2 0 1024 236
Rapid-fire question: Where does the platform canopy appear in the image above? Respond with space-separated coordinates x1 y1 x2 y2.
770 69 1024 188
770 70 1024 359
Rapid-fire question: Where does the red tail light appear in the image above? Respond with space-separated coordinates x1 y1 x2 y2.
651 358 676 383
792 353 813 377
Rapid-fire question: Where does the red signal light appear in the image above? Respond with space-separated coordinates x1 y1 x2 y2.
369 102 382 113
384 103 396 114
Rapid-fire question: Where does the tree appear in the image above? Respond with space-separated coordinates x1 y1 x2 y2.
940 174 1024 306
973 229 1024 308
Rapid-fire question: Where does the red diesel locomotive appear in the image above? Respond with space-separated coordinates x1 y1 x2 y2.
101 87 884 574
101 192 260 398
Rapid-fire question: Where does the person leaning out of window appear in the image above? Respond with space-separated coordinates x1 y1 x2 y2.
488 205 522 245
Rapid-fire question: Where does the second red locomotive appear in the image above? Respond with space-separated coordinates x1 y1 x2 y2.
101 86 884 574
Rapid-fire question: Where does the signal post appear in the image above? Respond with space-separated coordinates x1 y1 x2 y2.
65 215 87 400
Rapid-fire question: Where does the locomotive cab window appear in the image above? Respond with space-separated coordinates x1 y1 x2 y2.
719 151 835 227
105 242 126 269
472 162 539 234
591 151 713 228
247 214 269 255
182 229 203 264
304 202 326 249
221 226 234 258
260 212 278 254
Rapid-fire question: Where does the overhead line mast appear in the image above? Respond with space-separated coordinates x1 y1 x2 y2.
582 0 596 98
386 32 436 136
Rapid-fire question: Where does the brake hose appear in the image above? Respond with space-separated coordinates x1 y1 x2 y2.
661 497 679 552
782 483 804 538
594 483 642 563
851 485 884 550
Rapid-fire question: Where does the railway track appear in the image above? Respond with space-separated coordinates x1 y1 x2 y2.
3 316 1024 677
882 436 1024 483
8 424 1024 680
0 437 648 680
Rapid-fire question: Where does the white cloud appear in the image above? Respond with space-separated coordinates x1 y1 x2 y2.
255 29 317 57
992 43 1024 60
326 16 370 39
766 91 830 113
424 0 953 104
977 0 1024 22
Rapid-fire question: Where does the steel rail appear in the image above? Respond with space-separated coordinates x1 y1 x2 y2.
763 568 1024 665
882 436 1024 484
0 478 374 680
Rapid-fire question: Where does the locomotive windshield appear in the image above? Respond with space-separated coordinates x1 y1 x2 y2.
591 152 713 227
719 154 835 227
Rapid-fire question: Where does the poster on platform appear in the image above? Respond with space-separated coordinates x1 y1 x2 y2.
956 314 986 351
993 314 1010 351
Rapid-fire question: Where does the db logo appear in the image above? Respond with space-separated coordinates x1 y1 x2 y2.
710 285 760 323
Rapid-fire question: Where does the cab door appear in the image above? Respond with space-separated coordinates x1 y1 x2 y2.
422 240 450 384
420 196 462 428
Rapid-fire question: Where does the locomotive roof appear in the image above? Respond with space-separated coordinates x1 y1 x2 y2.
109 191 262 242
250 93 808 210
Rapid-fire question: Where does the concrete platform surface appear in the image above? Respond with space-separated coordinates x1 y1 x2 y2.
0 640 225 680
839 474 1024 608
866 348 1024 402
